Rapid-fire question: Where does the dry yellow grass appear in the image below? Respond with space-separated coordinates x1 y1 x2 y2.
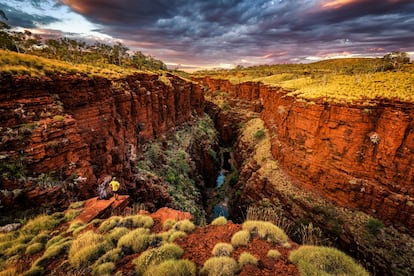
0 50 150 78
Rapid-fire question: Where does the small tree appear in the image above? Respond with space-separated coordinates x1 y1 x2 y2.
383 51 410 70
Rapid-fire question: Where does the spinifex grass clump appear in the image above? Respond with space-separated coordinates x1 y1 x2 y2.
173 220 195 233
68 231 111 269
289 245 369 276
231 230 251 248
211 216 227 226
117 228 151 253
212 243 234 257
242 220 288 244
133 243 184 275
238 252 258 267
144 259 196 276
201 256 239 276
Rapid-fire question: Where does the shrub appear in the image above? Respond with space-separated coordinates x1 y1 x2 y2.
163 219 176 230
289 246 369 276
107 227 130 244
238 252 258 267
117 228 150 253
174 220 195 233
25 242 44 255
201 256 239 276
230 230 250 248
92 262 115 276
98 216 122 233
366 218 384 235
212 243 234 257
144 259 196 276
68 231 111 268
242 220 288 244
266 249 281 259
133 243 184 275
211 216 227 226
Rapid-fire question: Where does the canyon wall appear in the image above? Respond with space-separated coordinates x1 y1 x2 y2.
0 73 204 209
198 77 414 231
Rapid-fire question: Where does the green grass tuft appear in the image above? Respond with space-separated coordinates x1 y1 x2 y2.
173 220 195 233
201 256 239 276
133 243 184 275
98 216 122 233
25 242 44 255
212 243 234 257
163 219 177 230
22 266 44 276
93 247 123 267
243 220 288 244
230 230 250 248
33 238 72 268
21 214 61 235
144 259 196 276
64 209 82 222
267 249 281 259
211 216 227 226
289 245 369 276
68 231 111 269
92 262 115 276
238 252 258 267
168 231 187 242
107 227 130 245
119 215 154 229
117 228 150 253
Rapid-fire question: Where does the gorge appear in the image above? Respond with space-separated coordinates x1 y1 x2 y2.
1 72 413 275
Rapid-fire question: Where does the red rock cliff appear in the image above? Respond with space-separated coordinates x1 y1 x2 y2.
0 73 204 208
198 77 414 230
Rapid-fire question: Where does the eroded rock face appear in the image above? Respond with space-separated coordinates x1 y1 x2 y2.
0 73 204 209
198 77 414 231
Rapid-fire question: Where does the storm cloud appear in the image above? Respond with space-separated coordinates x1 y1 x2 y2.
2 0 414 69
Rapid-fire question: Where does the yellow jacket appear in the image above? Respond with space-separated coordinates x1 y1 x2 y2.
110 180 120 192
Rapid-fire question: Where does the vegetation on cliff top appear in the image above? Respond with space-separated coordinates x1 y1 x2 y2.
194 56 414 103
0 49 152 78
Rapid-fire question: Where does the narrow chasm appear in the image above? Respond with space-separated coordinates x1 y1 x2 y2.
198 79 414 276
132 114 220 225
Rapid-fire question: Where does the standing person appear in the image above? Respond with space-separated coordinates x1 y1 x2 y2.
110 177 120 200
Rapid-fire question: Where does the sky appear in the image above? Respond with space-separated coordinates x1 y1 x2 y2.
0 0 413 71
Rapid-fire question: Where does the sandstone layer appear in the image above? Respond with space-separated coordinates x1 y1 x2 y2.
198 77 414 231
0 73 204 209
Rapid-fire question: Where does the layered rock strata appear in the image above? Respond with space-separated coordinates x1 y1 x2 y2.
0 73 204 209
198 77 414 231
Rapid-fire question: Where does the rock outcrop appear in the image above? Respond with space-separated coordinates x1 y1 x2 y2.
198 77 414 231
0 73 204 210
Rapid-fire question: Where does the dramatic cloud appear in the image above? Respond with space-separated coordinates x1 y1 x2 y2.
2 0 413 69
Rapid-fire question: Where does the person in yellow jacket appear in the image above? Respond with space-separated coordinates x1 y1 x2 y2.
110 177 120 200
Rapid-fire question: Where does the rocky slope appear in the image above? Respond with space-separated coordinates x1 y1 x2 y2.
0 73 204 211
198 77 414 231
